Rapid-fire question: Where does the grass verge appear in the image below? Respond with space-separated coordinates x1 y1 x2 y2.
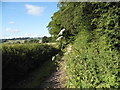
13 60 56 88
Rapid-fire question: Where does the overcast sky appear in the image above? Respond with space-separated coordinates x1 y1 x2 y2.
1 2 59 39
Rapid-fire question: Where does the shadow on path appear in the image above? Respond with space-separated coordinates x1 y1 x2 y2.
40 51 67 88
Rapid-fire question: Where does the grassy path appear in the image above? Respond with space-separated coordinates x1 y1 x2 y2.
40 61 66 88
40 60 67 88
12 44 71 88
17 57 67 88
40 45 72 88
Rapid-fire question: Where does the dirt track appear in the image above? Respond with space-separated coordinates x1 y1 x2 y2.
40 64 66 88
40 45 72 88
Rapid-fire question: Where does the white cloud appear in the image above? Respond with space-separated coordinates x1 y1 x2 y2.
9 21 15 24
5 28 20 33
25 4 45 16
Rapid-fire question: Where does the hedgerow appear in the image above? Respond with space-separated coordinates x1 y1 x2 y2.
64 3 120 88
2 43 59 88
65 30 120 88
48 2 120 88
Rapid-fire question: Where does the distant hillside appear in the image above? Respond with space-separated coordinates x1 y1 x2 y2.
0 37 42 43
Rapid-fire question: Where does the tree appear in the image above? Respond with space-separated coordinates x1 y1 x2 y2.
42 36 49 43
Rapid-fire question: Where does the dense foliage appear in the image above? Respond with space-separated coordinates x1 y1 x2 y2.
66 31 120 88
2 43 59 88
48 2 120 88
24 39 39 43
42 36 52 43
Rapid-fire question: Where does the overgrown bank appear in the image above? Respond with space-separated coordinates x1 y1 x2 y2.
48 2 120 88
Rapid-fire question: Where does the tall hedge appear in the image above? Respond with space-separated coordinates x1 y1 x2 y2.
48 2 120 88
65 2 120 88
